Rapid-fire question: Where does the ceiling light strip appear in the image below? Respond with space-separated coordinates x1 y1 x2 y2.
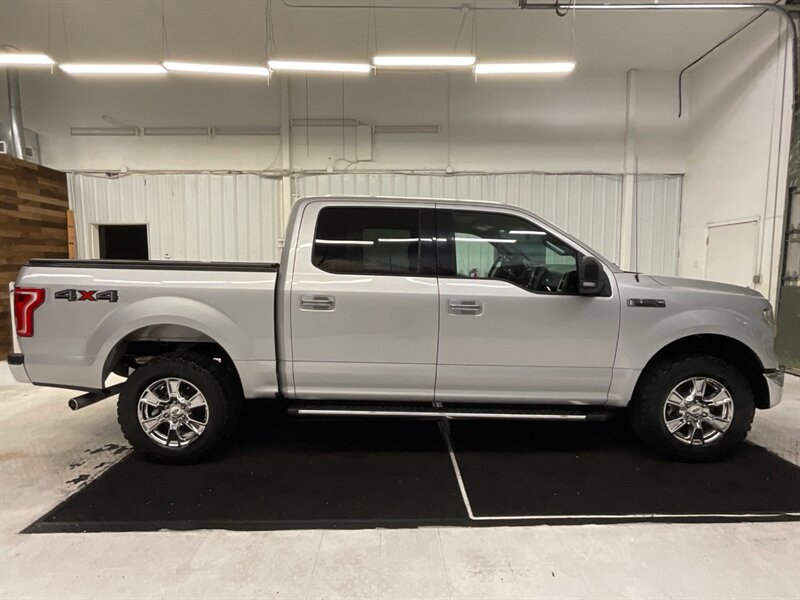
0 53 55 66
163 61 270 76
474 62 575 74
373 55 475 68
60 64 167 74
268 60 371 74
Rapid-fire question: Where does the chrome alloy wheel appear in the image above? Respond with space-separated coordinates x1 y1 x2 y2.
662 377 734 445
137 378 209 448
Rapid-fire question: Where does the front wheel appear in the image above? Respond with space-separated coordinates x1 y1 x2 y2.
117 353 241 464
628 355 755 462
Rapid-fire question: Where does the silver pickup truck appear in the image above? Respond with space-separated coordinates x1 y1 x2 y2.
8 196 783 463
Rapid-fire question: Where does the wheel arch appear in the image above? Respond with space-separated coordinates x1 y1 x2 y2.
102 323 238 377
632 334 769 409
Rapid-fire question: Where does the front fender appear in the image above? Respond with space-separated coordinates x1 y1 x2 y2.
616 307 773 371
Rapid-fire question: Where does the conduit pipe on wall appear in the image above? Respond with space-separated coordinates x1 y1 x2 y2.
519 1 798 105
6 68 26 160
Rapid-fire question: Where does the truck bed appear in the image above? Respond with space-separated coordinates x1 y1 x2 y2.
12 259 280 398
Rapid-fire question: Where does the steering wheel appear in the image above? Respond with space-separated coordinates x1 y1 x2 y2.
487 256 504 278
527 266 547 291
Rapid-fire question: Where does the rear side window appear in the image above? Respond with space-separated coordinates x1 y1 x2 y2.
312 207 423 275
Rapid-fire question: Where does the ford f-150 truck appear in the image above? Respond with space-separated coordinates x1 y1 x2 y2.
8 196 784 463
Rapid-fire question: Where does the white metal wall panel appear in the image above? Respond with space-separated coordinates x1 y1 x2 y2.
635 175 683 276
68 171 680 273
295 172 624 264
69 173 282 262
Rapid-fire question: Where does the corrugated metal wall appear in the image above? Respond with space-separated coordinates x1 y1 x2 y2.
69 173 282 262
69 171 681 275
635 174 683 276
295 172 624 264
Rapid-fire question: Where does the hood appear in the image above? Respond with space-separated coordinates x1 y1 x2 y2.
648 275 763 297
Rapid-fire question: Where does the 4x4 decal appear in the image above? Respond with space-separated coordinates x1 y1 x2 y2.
55 289 119 303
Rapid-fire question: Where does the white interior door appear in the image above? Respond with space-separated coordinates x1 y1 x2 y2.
705 220 758 288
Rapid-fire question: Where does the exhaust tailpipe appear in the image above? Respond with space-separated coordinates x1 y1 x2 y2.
68 384 123 411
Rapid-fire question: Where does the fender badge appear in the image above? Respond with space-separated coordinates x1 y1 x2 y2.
627 298 666 308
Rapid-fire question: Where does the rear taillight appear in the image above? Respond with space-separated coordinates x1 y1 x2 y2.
13 287 45 337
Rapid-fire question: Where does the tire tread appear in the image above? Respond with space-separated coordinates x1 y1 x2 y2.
117 352 242 464
628 353 755 462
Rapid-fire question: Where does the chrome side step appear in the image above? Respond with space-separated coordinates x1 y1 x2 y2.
289 403 615 422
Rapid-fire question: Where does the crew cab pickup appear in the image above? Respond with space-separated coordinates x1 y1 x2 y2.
8 196 784 463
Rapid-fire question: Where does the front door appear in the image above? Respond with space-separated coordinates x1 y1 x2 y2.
290 202 439 401
435 207 620 404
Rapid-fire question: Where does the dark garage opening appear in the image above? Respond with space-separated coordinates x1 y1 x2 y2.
98 224 149 260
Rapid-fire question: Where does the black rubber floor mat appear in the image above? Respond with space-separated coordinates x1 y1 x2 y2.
448 418 800 523
26 406 800 533
26 405 468 533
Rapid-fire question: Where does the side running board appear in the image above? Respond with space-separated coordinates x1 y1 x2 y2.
288 402 616 422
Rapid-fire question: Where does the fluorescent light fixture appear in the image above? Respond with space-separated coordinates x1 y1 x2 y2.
509 230 546 235
70 126 139 136
377 238 420 243
268 60 371 74
163 61 270 77
474 62 575 75
60 64 167 74
373 55 475 68
0 53 55 66
373 125 440 134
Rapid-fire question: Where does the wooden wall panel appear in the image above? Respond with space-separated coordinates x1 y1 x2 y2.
0 155 69 358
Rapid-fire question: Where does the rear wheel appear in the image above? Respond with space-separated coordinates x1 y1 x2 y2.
628 354 755 462
117 352 241 464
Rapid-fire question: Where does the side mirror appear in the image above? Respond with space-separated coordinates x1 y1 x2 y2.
578 256 604 295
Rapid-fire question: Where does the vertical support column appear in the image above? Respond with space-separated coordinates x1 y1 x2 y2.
279 75 293 244
620 69 639 271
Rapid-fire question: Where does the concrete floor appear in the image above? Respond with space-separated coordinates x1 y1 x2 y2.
1 364 798 600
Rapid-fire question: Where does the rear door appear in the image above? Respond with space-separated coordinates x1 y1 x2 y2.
435 206 620 404
289 202 439 401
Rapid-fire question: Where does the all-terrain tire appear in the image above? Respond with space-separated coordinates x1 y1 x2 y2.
117 352 242 464
628 354 755 462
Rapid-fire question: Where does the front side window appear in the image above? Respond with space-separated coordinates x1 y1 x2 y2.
444 210 579 294
312 206 423 275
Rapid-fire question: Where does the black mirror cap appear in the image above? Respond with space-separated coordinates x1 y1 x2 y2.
579 255 604 295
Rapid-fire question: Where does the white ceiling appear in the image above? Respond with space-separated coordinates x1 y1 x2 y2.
0 0 776 71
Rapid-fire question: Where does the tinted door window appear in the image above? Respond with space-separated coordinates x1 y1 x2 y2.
313 207 425 275
440 210 579 294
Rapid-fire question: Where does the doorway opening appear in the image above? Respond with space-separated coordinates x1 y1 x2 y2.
98 224 149 260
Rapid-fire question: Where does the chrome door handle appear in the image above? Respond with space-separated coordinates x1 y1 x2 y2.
448 299 483 316
300 295 335 311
